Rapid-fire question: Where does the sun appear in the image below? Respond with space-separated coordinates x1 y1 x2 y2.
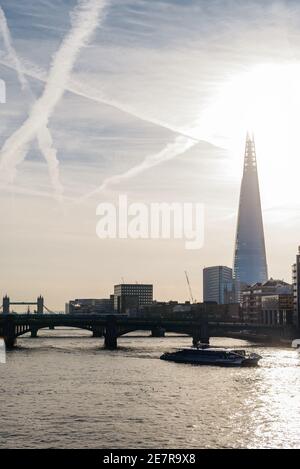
198 63 300 211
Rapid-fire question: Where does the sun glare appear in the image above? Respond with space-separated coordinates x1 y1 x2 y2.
200 63 300 211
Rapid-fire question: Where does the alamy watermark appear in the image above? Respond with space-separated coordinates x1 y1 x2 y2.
0 338 6 364
96 195 204 250
0 82 8 359
0 78 6 104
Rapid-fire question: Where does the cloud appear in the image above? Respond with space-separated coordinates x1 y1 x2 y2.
80 134 196 200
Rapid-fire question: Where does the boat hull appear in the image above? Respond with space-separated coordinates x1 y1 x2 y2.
160 351 261 367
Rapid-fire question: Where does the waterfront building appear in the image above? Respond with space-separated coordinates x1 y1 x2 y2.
203 266 236 304
233 134 268 297
241 279 292 323
114 284 153 313
139 301 241 322
66 297 114 314
292 246 300 328
261 294 294 326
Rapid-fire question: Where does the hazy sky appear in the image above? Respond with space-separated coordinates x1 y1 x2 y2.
0 0 299 309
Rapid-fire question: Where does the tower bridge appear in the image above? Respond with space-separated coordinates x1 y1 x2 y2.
2 295 44 314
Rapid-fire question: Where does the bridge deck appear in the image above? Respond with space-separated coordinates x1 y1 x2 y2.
0 313 295 349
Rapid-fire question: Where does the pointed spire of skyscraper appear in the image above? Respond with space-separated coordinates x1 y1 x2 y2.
244 132 257 171
233 133 268 288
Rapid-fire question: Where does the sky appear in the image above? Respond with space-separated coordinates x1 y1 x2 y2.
0 0 299 310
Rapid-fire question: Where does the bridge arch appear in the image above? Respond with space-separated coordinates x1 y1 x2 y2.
1 314 291 350
14 324 95 338
101 324 202 349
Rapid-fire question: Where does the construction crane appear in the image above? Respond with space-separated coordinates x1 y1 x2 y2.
184 270 195 303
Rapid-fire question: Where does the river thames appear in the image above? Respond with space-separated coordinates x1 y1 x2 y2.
0 330 300 449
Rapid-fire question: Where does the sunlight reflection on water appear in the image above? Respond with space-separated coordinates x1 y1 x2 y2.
0 330 299 448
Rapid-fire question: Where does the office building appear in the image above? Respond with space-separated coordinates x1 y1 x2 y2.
241 279 292 323
140 301 241 322
66 297 114 314
203 266 236 304
261 294 294 326
114 284 153 313
233 134 268 293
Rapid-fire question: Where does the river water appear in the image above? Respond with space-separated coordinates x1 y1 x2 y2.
0 329 300 449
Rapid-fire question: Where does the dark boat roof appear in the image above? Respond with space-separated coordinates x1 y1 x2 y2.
175 347 245 355
175 348 244 354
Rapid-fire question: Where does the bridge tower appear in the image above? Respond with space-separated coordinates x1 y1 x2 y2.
37 296 44 314
3 295 10 314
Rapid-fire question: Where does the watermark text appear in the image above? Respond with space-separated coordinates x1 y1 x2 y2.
96 195 204 250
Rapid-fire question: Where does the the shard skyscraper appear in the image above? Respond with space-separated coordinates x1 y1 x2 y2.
233 133 268 287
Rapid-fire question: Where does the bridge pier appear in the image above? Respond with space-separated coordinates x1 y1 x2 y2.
151 327 165 337
31 327 38 338
4 337 16 350
104 319 118 349
104 332 117 349
2 316 16 349
192 323 210 347
5 336 16 349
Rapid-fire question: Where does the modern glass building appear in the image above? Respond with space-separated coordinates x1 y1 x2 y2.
203 266 236 304
233 133 268 288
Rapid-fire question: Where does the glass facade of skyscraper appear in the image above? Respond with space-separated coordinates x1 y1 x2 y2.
233 134 268 287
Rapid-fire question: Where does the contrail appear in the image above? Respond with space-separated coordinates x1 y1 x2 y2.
0 51 202 203
0 6 63 200
0 8 27 90
0 57 200 143
0 0 107 195
80 134 197 201
0 54 201 202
